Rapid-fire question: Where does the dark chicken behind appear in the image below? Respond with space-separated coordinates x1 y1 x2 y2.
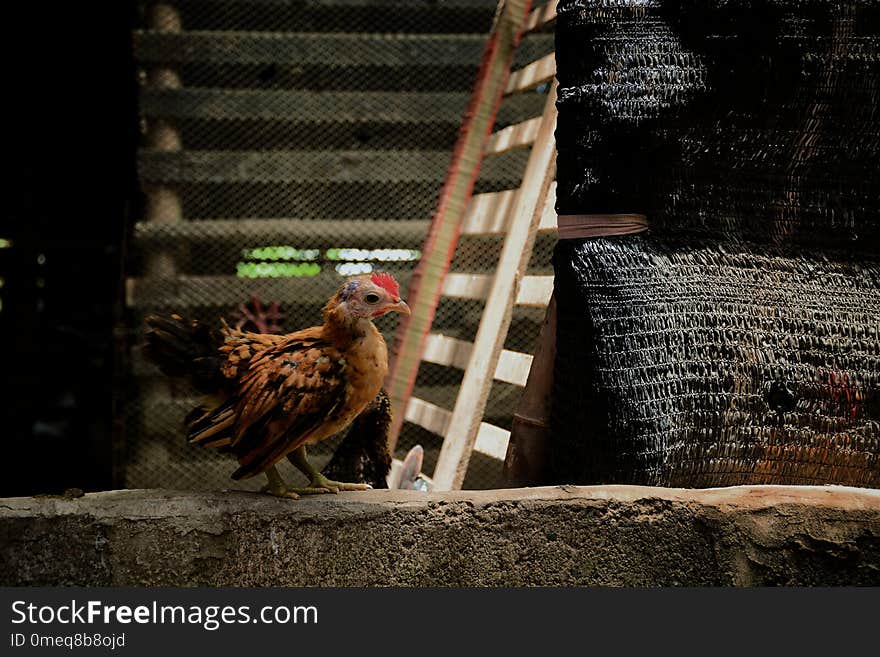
143 272 409 498
321 389 393 489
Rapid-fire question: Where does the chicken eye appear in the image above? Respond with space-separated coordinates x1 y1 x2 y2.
364 292 381 304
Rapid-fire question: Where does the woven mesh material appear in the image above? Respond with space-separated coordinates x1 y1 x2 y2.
553 0 880 487
125 1 555 490
552 236 880 487
555 0 880 251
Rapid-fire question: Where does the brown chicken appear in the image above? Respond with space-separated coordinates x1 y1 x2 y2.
143 272 409 498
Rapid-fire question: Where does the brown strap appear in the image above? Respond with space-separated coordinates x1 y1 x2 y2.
557 213 649 239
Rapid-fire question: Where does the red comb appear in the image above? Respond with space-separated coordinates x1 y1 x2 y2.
371 271 400 297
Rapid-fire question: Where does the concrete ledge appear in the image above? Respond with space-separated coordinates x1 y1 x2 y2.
1 485 879 586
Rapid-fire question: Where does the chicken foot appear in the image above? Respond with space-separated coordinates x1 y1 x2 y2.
288 446 372 493
260 465 335 499
261 466 301 499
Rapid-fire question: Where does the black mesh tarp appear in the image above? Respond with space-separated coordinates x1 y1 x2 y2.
553 236 880 487
555 0 880 251
552 0 880 486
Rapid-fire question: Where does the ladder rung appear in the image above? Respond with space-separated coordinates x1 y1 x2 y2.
494 349 534 387
516 275 554 306
440 273 492 300
474 422 511 461
522 1 558 33
461 184 557 236
421 333 534 386
441 273 553 306
484 117 542 156
405 397 450 436
538 181 557 231
461 190 517 235
404 397 510 460
421 333 471 370
505 53 556 95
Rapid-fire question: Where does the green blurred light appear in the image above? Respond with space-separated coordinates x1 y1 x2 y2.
242 246 320 261
236 262 321 278
325 248 420 262
336 262 373 276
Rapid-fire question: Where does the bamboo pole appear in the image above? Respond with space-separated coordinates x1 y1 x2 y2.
142 4 183 279
140 3 184 435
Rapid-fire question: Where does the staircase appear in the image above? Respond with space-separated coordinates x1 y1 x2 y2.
124 0 553 489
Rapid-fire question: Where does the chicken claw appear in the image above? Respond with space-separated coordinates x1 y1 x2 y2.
310 473 373 493
261 467 301 499
289 446 373 494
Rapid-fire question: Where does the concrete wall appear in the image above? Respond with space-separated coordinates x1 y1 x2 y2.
1 485 879 586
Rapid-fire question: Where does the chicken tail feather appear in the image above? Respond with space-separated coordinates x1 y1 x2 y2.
186 402 236 448
143 314 227 393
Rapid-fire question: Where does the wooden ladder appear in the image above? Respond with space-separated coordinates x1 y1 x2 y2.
387 0 558 491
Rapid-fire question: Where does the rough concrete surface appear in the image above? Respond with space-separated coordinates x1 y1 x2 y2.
1 485 879 586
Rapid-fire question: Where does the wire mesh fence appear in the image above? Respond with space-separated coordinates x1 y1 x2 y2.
124 0 555 491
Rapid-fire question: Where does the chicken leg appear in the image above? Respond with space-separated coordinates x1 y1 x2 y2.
288 446 372 493
261 464 336 498
261 466 301 499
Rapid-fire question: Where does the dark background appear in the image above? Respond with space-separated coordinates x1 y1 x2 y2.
0 5 139 496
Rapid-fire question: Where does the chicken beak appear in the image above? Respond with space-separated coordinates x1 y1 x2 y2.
393 300 411 316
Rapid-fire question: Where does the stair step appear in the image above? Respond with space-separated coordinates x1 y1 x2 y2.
151 0 499 34
139 90 544 150
135 218 429 248
144 180 448 220
128 270 412 309
138 148 528 184
140 88 544 125
157 119 460 150
135 32 552 68
159 62 485 92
